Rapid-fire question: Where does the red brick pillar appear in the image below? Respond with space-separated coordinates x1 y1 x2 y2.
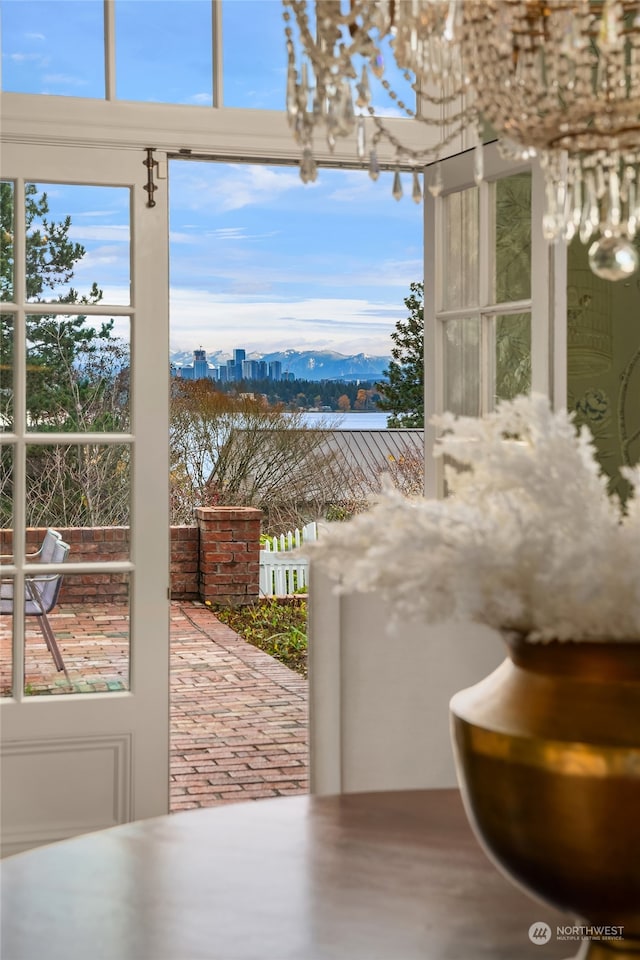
195 506 262 606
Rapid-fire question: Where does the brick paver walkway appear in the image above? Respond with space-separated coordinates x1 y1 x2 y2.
0 601 308 811
169 601 308 810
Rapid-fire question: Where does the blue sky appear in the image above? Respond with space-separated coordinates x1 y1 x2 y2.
2 0 423 357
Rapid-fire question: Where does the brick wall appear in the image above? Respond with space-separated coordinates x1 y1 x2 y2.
196 507 262 606
0 509 261 604
170 526 199 600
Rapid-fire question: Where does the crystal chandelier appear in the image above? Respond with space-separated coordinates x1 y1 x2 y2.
284 0 640 281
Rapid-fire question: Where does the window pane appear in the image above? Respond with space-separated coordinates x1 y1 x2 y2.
1 182 15 303
1 0 104 97
443 316 480 416
0 574 13 698
0 314 13 431
223 0 284 108
25 444 130 533
116 0 212 105
0 444 12 534
440 188 479 311
22 572 130 696
25 183 130 305
494 172 532 303
495 312 531 404
275 3 416 116
26 315 130 432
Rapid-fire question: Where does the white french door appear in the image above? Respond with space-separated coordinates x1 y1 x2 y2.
423 142 567 496
0 143 170 854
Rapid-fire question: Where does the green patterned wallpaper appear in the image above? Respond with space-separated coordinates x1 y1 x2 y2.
567 238 640 503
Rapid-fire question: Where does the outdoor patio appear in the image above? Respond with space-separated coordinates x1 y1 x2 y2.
0 601 309 811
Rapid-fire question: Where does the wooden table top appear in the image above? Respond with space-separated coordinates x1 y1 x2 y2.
1 789 570 960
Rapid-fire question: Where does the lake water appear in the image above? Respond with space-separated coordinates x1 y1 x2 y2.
300 411 390 430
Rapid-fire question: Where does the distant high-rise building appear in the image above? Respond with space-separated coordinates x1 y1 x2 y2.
193 348 208 380
232 348 246 381
258 360 268 380
180 365 194 380
268 360 282 382
242 359 260 380
217 365 228 383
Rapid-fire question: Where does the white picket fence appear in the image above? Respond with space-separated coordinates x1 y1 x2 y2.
259 521 318 597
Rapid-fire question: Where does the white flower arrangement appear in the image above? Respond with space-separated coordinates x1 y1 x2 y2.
307 394 640 642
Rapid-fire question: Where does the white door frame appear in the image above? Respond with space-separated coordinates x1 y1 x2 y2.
1 142 170 855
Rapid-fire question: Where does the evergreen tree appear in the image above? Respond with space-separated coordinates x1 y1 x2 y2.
377 282 424 428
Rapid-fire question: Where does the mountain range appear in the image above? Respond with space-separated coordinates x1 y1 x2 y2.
170 349 391 383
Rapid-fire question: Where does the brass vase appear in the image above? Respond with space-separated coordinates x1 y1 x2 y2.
450 636 640 959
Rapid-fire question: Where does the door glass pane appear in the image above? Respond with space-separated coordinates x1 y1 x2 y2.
23 572 130 696
1 182 15 303
495 312 531 404
567 238 640 504
443 316 480 416
25 443 130 538
25 183 131 305
1 314 14 431
0 444 12 538
0 0 104 97
116 0 212 105
494 172 532 303
0 449 14 697
440 188 479 311
0 575 13 698
26 315 130 432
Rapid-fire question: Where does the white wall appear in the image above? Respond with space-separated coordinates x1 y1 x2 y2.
308 567 504 794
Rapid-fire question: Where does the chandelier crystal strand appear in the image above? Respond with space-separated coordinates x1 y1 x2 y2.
284 0 640 280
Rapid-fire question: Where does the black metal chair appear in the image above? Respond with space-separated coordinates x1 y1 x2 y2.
1 529 70 677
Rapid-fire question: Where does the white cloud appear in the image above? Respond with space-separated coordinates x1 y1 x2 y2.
69 225 129 243
171 249 421 293
172 164 309 213
73 210 121 219
169 286 400 354
43 73 87 87
9 52 47 63
169 231 194 244
25 32 46 41
188 92 212 105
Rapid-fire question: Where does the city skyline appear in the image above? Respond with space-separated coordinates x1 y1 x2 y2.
174 346 289 383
